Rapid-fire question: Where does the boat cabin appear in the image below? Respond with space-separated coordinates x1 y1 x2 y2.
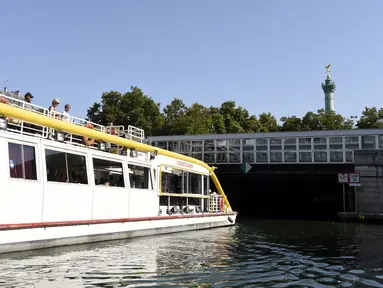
0 92 225 225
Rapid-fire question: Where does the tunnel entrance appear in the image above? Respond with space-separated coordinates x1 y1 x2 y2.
214 164 355 220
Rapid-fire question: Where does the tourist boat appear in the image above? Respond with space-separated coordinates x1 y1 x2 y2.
0 91 237 254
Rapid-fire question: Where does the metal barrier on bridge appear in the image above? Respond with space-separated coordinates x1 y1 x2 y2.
148 132 383 165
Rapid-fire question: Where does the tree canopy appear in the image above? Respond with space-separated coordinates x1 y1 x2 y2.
86 87 381 136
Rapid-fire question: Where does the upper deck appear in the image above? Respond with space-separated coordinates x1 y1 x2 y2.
147 127 383 165
0 92 214 174
0 92 144 145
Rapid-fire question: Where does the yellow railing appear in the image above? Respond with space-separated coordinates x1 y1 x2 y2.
0 103 233 212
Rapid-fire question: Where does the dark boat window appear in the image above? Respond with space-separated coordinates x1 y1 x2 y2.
45 149 88 184
93 158 124 187
8 142 37 180
128 164 151 189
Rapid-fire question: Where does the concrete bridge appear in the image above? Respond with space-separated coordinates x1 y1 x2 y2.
147 128 383 165
148 129 383 221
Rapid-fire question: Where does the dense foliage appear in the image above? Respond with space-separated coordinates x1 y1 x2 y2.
86 87 383 136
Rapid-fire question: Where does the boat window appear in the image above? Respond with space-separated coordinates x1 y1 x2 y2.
8 142 37 180
128 164 151 189
93 158 124 187
45 149 88 184
152 168 157 189
188 172 202 194
161 167 183 193
203 175 209 195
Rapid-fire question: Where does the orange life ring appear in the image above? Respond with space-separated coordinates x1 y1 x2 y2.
0 97 9 104
219 198 224 211
83 122 95 146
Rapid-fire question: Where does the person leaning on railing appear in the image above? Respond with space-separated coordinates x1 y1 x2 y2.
48 98 60 119
61 104 72 139
106 122 119 153
22 92 41 135
62 104 72 122
47 98 60 139
23 92 36 112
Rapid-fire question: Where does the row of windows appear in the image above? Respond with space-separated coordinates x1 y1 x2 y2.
8 142 152 189
159 172 209 205
160 169 209 195
154 135 381 152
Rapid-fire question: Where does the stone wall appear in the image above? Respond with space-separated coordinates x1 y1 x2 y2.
354 150 383 214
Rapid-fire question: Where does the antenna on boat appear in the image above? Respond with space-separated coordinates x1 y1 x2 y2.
3 80 8 92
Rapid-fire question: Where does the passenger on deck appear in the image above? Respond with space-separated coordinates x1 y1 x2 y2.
107 122 117 135
61 104 72 140
106 122 118 153
47 98 60 139
23 92 40 134
24 92 35 111
62 104 72 122
48 98 60 118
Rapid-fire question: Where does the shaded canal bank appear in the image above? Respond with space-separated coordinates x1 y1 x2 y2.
1 218 383 287
214 150 383 222
215 164 355 221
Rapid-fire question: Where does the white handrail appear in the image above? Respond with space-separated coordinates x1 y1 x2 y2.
0 93 146 146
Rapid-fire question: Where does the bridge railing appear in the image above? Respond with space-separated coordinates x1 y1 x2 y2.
150 139 364 164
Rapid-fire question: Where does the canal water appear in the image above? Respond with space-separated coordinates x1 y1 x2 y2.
1 218 383 287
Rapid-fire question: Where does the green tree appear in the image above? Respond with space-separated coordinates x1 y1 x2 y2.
86 85 366 137
356 107 383 129
299 109 353 131
184 103 212 135
258 112 278 132
219 101 244 133
86 101 105 124
279 116 303 131
209 107 226 134
315 109 353 130
301 111 321 131
216 101 262 133
86 87 164 136
246 115 262 133
162 98 189 135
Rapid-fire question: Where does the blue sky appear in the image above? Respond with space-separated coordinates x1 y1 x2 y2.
0 0 382 122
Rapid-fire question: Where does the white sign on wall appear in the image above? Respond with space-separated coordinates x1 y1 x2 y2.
338 173 349 184
349 173 361 186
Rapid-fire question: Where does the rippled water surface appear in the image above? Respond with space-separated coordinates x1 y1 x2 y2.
1 218 383 287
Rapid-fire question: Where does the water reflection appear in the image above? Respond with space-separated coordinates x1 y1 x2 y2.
0 219 383 287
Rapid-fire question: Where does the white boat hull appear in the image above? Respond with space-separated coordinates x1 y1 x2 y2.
0 213 237 254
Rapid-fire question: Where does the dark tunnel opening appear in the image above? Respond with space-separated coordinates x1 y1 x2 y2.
214 164 356 221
